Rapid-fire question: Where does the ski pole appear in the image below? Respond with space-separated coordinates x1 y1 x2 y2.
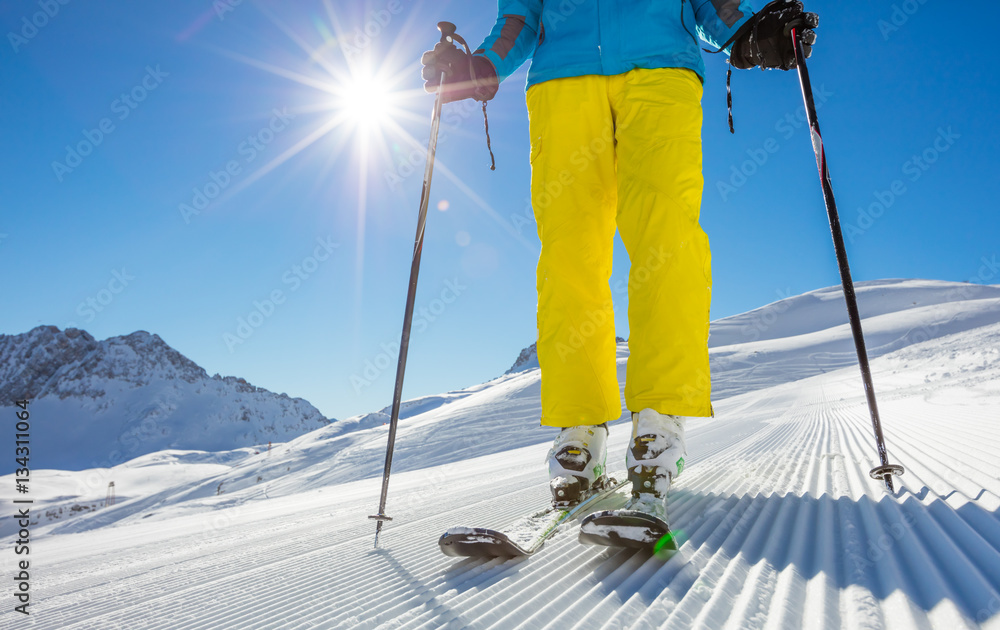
790 27 904 492
368 22 459 548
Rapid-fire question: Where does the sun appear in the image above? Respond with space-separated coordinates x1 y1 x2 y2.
335 73 395 132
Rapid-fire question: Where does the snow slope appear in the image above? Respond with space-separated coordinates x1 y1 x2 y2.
2 279 999 629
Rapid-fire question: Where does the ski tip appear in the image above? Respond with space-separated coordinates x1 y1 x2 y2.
438 528 532 558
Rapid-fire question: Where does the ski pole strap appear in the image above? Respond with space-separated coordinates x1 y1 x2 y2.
482 103 496 170
700 4 756 134
680 0 734 132
461 44 497 171
705 21 744 134
726 62 734 134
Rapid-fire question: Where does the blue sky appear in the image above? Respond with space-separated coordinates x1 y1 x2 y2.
1 0 998 421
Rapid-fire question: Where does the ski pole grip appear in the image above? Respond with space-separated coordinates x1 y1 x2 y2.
437 21 456 43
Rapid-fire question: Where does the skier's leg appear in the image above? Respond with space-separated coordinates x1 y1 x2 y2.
611 67 713 418
526 75 621 427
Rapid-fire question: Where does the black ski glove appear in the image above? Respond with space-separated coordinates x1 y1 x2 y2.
421 43 499 103
730 0 819 70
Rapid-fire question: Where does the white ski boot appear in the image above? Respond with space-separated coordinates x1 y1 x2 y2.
547 423 609 507
624 409 687 520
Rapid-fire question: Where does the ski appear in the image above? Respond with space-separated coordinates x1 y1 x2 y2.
438 473 629 558
578 508 678 551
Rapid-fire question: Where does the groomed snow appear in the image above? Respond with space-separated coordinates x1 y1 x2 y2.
2 279 999 629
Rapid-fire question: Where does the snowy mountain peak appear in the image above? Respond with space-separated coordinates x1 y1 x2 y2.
0 326 332 470
0 325 96 405
506 336 626 375
506 342 538 374
105 329 208 382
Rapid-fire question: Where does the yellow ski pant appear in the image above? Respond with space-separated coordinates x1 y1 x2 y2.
526 68 712 427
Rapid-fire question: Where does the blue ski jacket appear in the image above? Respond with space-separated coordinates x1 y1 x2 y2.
473 0 756 89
